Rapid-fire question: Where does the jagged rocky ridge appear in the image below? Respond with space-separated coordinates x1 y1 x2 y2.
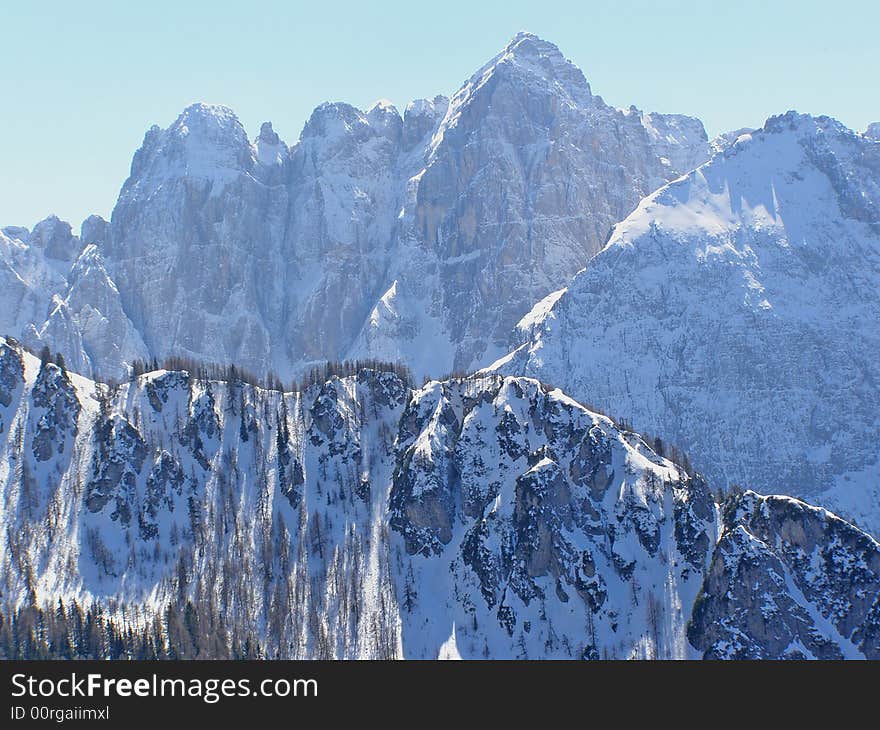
1 338 876 659
492 112 880 537
0 32 710 381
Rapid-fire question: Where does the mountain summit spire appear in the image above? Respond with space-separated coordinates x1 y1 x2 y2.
503 30 564 57
462 31 593 104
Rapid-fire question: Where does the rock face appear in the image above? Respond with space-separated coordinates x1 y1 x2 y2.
106 103 290 371
389 376 716 658
0 336 875 659
365 34 710 372
493 112 880 536
689 491 880 659
0 32 709 381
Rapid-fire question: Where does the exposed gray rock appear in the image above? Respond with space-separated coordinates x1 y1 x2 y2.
0 340 24 410
29 216 77 263
140 451 186 540
30 362 79 463
0 340 24 435
85 416 148 524
688 491 880 659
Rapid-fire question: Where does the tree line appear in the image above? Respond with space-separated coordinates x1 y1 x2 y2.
130 355 414 394
0 597 264 660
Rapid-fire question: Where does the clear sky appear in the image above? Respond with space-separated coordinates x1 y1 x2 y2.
1 0 877 229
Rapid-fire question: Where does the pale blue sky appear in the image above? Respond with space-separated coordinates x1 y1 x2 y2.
1 0 876 229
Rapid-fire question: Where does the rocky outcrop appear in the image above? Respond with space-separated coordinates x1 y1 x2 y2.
689 491 880 659
0 340 24 435
85 416 148 526
391 376 716 658
30 362 80 463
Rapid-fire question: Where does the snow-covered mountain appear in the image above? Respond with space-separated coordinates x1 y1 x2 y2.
0 218 148 381
491 112 880 536
1 337 876 659
3 32 877 661
1 32 709 381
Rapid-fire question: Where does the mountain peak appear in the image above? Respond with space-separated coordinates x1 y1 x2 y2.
442 32 592 134
177 101 240 125
168 102 248 146
254 121 287 169
301 101 367 139
866 122 880 141
503 31 564 59
30 215 77 260
80 214 110 246
366 99 403 140
367 98 399 116
119 102 254 201
496 105 880 535
258 121 280 145
483 31 589 96
760 110 851 140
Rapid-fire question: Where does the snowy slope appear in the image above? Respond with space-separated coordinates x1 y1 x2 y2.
491 112 880 536
1 336 876 659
